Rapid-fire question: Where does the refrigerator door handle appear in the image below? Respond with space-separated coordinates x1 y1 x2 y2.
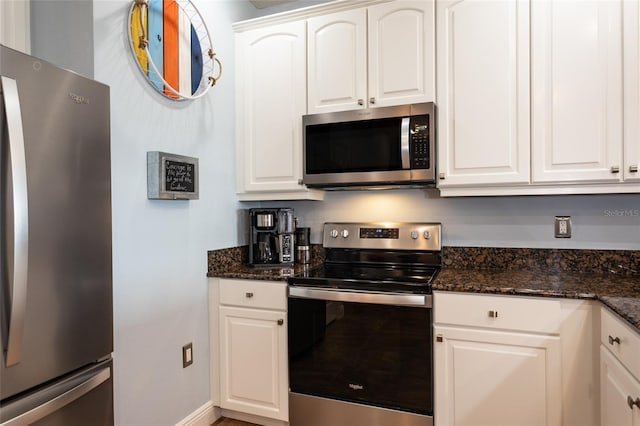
1 76 29 367
0 366 111 426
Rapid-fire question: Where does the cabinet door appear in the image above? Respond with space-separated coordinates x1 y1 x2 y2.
531 0 623 183
434 326 561 426
624 0 640 182
236 21 307 194
367 1 434 108
436 0 530 187
601 346 640 426
219 306 288 421
307 8 366 113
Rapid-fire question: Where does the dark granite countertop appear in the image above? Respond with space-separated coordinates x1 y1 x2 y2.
209 261 323 281
207 245 640 333
433 268 640 331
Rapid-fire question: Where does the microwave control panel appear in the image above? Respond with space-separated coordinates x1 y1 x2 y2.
410 115 430 169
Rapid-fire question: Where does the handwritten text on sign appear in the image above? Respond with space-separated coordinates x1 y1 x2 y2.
165 160 196 193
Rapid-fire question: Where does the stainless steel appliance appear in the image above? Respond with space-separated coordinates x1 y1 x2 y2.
294 227 310 265
303 103 435 189
1 45 113 425
288 222 441 426
249 208 295 267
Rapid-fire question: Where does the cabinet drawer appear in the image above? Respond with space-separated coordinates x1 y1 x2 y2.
601 307 640 380
434 292 561 334
219 279 287 310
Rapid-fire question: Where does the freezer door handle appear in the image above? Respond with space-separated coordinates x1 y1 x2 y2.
0 366 110 426
1 76 29 367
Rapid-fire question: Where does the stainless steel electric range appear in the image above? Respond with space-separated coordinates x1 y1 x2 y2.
287 222 441 426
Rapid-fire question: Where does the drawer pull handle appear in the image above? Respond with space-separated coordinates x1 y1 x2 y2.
245 292 254 298
608 335 621 345
627 396 640 409
630 165 639 173
436 335 443 343
277 319 284 326
488 310 498 318
611 166 620 174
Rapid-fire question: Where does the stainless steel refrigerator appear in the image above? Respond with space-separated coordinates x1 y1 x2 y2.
1 45 113 425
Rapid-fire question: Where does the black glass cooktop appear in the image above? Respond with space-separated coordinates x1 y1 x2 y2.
290 248 441 294
290 262 439 294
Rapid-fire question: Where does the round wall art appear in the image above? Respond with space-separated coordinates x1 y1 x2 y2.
128 0 222 101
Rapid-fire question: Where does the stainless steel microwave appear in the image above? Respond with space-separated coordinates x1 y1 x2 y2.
302 102 435 189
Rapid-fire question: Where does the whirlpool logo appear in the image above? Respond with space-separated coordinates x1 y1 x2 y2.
348 383 364 391
69 92 90 105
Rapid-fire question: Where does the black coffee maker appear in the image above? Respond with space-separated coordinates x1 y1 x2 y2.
249 208 295 266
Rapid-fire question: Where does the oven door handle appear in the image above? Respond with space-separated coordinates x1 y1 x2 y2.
288 287 432 308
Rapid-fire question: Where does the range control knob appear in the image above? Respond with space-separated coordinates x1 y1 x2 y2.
341 229 350 238
424 231 431 240
410 231 419 239
329 229 339 238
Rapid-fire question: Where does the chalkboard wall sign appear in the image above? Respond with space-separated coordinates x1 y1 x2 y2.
147 151 199 200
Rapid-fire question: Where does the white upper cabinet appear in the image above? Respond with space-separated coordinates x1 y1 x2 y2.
307 1 434 113
624 0 640 182
367 1 435 108
531 0 623 183
437 0 530 187
437 0 640 195
307 9 367 114
235 21 323 201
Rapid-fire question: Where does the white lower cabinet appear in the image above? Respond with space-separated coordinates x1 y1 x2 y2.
434 326 561 426
601 347 640 426
433 292 598 426
434 292 562 426
600 307 640 426
211 279 288 424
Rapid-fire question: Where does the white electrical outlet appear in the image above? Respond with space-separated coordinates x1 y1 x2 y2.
555 216 572 238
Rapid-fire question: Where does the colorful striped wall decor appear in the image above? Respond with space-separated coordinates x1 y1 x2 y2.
128 0 218 100
178 5 192 97
147 0 164 92
131 3 148 71
162 0 179 98
190 25 203 95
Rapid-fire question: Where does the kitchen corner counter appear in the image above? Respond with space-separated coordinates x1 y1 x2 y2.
208 245 639 332
434 267 640 332
208 262 321 281
207 244 324 281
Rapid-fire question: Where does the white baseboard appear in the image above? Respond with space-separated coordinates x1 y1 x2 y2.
176 401 221 426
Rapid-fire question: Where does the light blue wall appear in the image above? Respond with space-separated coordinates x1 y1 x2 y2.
270 191 640 250
91 1 259 424
30 0 94 78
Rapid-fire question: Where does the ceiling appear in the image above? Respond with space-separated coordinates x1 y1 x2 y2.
249 0 297 9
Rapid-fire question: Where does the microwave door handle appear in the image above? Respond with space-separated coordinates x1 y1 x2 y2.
400 117 410 169
1 76 29 367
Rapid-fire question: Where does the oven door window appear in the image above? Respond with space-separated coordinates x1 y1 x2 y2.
288 298 433 415
305 118 404 174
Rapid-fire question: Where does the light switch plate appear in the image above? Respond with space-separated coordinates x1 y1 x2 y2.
555 216 572 238
182 343 193 368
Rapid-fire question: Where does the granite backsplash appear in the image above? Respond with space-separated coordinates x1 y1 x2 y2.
208 245 638 277
442 247 639 276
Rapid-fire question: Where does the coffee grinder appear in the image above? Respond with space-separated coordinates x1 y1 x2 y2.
249 208 295 266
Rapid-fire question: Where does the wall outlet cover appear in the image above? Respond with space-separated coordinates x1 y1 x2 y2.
555 216 572 238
